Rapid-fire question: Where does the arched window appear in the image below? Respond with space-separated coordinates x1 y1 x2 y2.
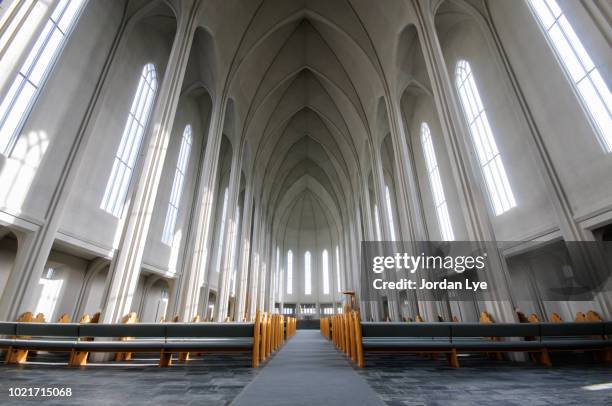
384 185 397 240
214 187 229 272
527 0 611 152
456 60 516 215
286 250 293 295
322 249 329 294
161 125 192 245
421 123 455 241
0 0 86 154
101 63 158 217
304 251 311 295
335 245 341 293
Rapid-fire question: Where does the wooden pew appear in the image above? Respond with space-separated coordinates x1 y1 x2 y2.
550 312 562 323
69 313 96 367
7 312 35 364
575 312 587 322
479 311 503 360
350 312 610 369
587 310 602 322
5 313 271 369
516 310 530 323
114 312 138 362
178 315 201 362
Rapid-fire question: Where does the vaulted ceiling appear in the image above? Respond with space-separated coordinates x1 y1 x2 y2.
136 0 480 242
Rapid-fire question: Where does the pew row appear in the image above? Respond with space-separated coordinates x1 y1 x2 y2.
0 312 296 368
322 312 612 368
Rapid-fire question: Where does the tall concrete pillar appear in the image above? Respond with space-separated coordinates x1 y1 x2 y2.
100 1 201 323
412 0 516 322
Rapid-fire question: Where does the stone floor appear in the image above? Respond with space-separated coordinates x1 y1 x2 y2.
357 353 612 406
0 353 257 405
0 347 610 405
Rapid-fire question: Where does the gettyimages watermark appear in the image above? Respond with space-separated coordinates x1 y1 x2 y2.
360 241 612 302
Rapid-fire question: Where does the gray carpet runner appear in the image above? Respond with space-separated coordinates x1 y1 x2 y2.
231 329 385 406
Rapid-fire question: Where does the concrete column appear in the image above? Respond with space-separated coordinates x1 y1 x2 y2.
260 224 272 311
372 149 392 242
175 97 226 320
386 96 429 242
247 203 263 320
371 150 402 321
99 2 200 323
215 151 242 321
234 181 254 321
412 0 516 322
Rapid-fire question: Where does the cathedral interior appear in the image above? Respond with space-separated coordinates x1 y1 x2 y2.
0 0 610 404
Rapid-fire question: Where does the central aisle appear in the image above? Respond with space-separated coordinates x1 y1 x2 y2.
231 330 385 406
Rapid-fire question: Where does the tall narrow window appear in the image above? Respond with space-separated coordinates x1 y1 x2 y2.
0 0 86 154
335 245 341 293
101 63 158 217
421 123 455 241
385 185 397 240
214 187 229 272
527 0 611 151
322 249 329 294
161 125 192 245
286 250 293 295
304 251 311 295
456 60 517 215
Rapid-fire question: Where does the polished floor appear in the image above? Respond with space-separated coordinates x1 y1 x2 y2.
0 333 610 405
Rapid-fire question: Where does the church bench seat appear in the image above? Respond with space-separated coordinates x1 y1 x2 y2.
539 321 604 338
15 322 80 338
347 311 611 368
451 322 540 339
165 322 254 338
0 322 16 349
73 340 167 351
0 322 16 336
361 322 451 338
162 338 254 350
538 322 609 350
2 311 284 368
78 323 166 338
362 339 452 349
163 323 254 352
451 340 543 350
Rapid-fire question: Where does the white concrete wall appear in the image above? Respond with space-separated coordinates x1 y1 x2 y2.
489 0 612 229
60 6 174 256
436 17 558 241
0 0 125 223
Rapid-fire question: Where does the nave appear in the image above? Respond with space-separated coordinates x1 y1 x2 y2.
0 0 611 403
